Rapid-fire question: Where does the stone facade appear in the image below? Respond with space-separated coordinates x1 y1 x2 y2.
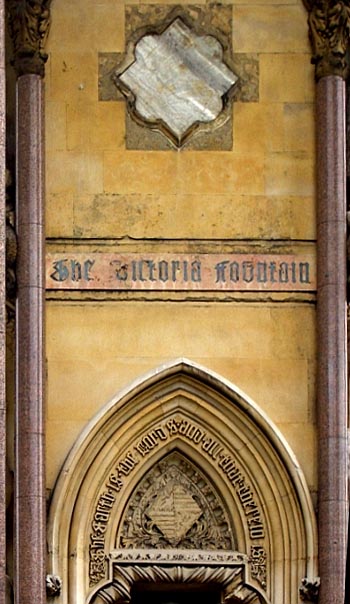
3 1 350 604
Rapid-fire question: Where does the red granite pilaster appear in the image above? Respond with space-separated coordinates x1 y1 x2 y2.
316 75 348 604
0 1 6 603
15 74 45 604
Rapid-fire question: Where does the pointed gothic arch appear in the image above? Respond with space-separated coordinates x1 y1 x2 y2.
47 359 317 604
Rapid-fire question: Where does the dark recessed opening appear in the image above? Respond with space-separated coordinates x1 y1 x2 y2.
132 583 222 604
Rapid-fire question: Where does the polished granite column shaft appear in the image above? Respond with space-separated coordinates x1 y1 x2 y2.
316 75 348 604
15 74 45 604
0 1 6 602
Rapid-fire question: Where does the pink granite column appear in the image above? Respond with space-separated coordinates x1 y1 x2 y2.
316 76 348 604
0 0 6 602
6 3 51 602
15 74 46 604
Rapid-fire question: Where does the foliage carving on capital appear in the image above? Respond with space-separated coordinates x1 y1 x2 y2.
299 577 320 602
7 0 51 77
303 0 350 80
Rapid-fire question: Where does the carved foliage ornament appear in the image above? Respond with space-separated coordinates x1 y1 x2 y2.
118 452 235 551
7 0 51 76
89 551 266 604
299 577 320 602
46 575 62 598
303 0 350 80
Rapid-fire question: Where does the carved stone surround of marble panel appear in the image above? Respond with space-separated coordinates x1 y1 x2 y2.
115 16 238 147
98 4 259 150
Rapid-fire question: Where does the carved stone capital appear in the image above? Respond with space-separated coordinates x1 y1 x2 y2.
299 577 320 602
303 0 350 80
7 0 51 77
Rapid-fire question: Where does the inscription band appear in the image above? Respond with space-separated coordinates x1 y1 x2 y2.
89 414 265 586
46 253 316 292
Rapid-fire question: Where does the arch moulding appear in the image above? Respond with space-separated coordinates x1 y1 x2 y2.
47 359 318 604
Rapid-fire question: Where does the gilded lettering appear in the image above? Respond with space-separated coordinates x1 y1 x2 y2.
50 259 69 282
242 261 254 283
191 260 202 282
131 260 137 281
70 260 82 281
138 261 147 282
215 260 228 283
183 260 189 282
269 262 277 282
299 262 310 283
257 262 267 283
158 260 169 282
229 261 239 282
279 262 289 283
171 260 181 281
146 260 156 281
111 260 128 281
291 261 297 283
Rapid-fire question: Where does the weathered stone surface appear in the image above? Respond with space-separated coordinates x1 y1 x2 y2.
99 52 125 101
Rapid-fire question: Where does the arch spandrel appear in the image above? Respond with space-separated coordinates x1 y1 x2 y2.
47 359 317 604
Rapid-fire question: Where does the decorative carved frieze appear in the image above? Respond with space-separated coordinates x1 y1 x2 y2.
7 0 51 77
89 550 265 604
303 0 350 80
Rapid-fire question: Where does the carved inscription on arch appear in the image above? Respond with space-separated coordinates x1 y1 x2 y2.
89 414 266 586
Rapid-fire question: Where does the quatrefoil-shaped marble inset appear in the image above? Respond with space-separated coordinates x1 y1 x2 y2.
115 18 238 147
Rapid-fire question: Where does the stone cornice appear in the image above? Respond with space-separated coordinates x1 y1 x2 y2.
303 0 350 80
7 0 51 77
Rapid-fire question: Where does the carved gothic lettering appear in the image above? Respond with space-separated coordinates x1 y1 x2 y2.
88 416 267 585
250 546 267 589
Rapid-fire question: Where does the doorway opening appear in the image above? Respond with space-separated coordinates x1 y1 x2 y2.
132 583 222 604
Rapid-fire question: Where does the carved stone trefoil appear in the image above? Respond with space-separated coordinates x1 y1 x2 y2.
303 0 350 80
7 0 51 77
